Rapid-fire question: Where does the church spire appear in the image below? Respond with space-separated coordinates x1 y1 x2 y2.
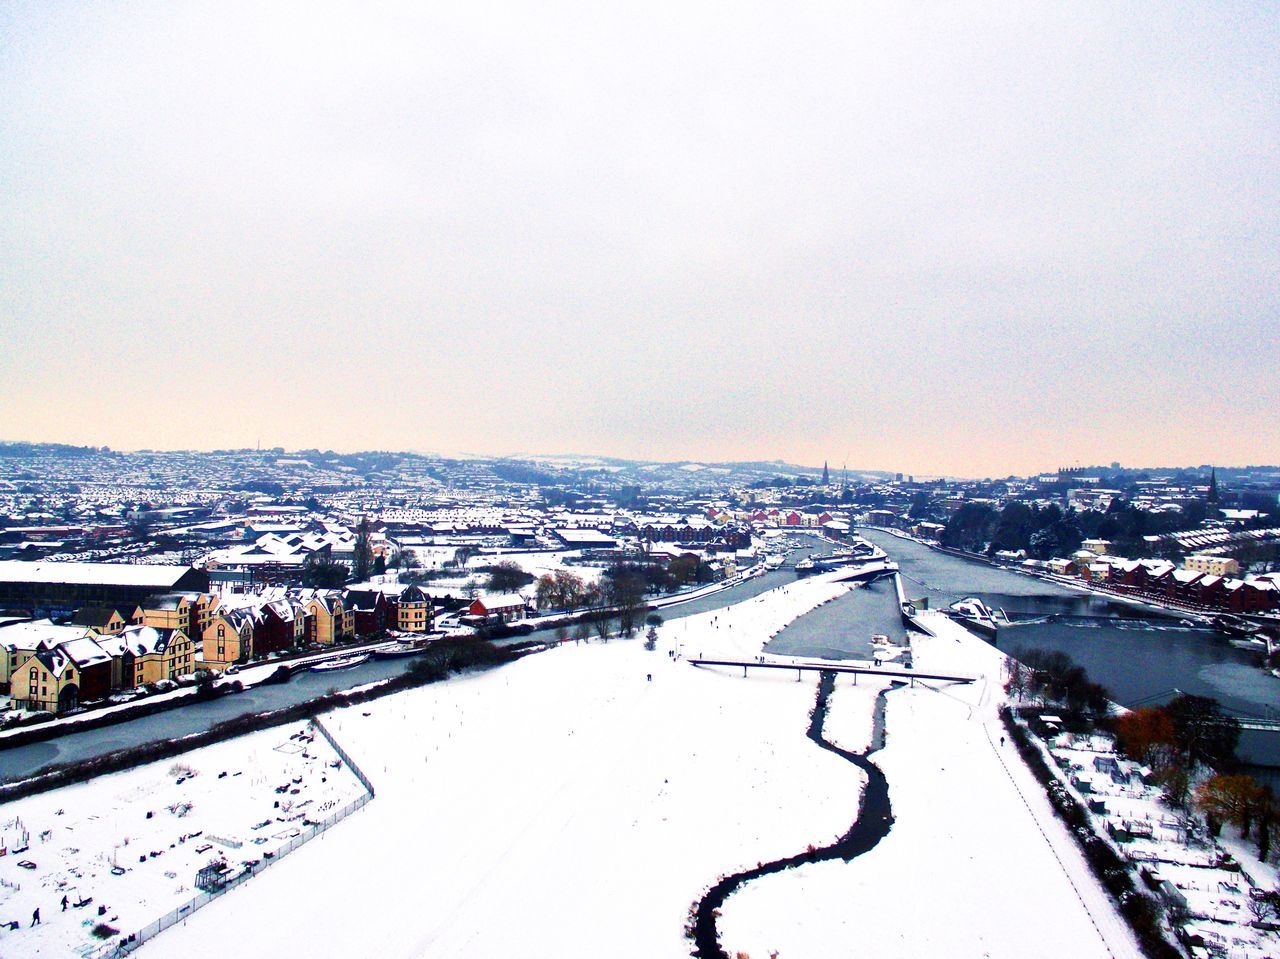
1207 467 1219 505
821 460 830 485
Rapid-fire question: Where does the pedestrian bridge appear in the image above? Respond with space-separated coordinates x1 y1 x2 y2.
688 658 976 685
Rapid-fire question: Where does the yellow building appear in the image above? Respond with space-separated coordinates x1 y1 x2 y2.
70 606 130 636
11 650 82 712
9 636 113 712
394 584 432 633
304 592 354 645
1 620 88 689
133 592 220 642
119 624 197 686
200 608 258 670
1184 555 1240 577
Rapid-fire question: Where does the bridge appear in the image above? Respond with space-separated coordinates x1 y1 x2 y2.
687 658 976 685
1126 687 1280 732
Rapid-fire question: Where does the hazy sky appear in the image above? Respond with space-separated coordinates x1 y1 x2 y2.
2 2 1277 477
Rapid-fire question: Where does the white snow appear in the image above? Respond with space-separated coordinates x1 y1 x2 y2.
717 613 1145 959
0 722 366 957
12 580 1153 958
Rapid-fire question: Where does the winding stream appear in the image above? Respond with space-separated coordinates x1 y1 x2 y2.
691 672 896 959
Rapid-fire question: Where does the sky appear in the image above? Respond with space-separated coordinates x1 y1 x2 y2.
1 1 1277 478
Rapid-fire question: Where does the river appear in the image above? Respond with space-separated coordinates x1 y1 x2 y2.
859 529 1280 774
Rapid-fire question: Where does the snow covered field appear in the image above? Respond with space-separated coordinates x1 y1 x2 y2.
717 613 1145 959
13 576 1146 958
0 721 366 957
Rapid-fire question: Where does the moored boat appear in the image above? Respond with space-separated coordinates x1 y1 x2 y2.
371 642 430 659
309 653 370 672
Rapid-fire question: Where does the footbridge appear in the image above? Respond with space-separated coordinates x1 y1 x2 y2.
688 658 976 686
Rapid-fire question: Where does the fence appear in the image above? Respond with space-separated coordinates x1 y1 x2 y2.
311 716 376 797
89 720 374 958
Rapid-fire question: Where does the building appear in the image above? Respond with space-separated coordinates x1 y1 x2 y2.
467 593 528 624
200 607 259 670
119 624 197 686
0 619 88 691
70 606 130 636
0 561 208 616
303 592 354 645
134 592 221 643
391 584 432 633
258 597 306 656
1183 555 1240 577
344 588 389 637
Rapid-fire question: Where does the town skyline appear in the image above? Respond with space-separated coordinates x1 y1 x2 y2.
0 436 1273 485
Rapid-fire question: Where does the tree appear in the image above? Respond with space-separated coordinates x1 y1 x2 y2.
535 570 589 610
487 561 530 592
303 556 348 589
1167 693 1240 769
644 627 658 651
605 563 648 637
590 608 614 640
1003 658 1031 702
1196 774 1265 836
352 516 374 583
1114 707 1178 771
1246 888 1280 928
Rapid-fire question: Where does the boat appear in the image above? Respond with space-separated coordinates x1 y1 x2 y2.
1213 614 1261 638
765 553 785 569
371 642 430 659
794 540 885 577
309 653 370 672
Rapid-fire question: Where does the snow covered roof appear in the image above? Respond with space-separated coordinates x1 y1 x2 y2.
0 619 87 651
474 592 526 610
120 624 180 655
0 560 198 588
57 636 112 668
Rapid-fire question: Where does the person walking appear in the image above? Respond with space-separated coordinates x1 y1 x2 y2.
61 895 68 912
30 908 40 927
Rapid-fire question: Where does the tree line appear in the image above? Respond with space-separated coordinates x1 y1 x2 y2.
941 499 1212 560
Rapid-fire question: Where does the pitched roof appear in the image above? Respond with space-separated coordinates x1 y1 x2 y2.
71 606 125 628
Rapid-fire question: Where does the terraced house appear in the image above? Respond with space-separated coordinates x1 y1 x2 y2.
119 624 197 686
200 606 259 670
10 636 113 712
303 591 354 645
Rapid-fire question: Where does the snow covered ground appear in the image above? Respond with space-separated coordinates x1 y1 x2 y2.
717 613 1146 959
150 573 865 959
0 721 366 957
14 578 1148 958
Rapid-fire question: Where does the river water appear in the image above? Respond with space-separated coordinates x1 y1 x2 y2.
859 529 1280 772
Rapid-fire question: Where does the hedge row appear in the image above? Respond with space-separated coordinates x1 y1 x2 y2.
0 639 516 805
1000 706 1183 959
